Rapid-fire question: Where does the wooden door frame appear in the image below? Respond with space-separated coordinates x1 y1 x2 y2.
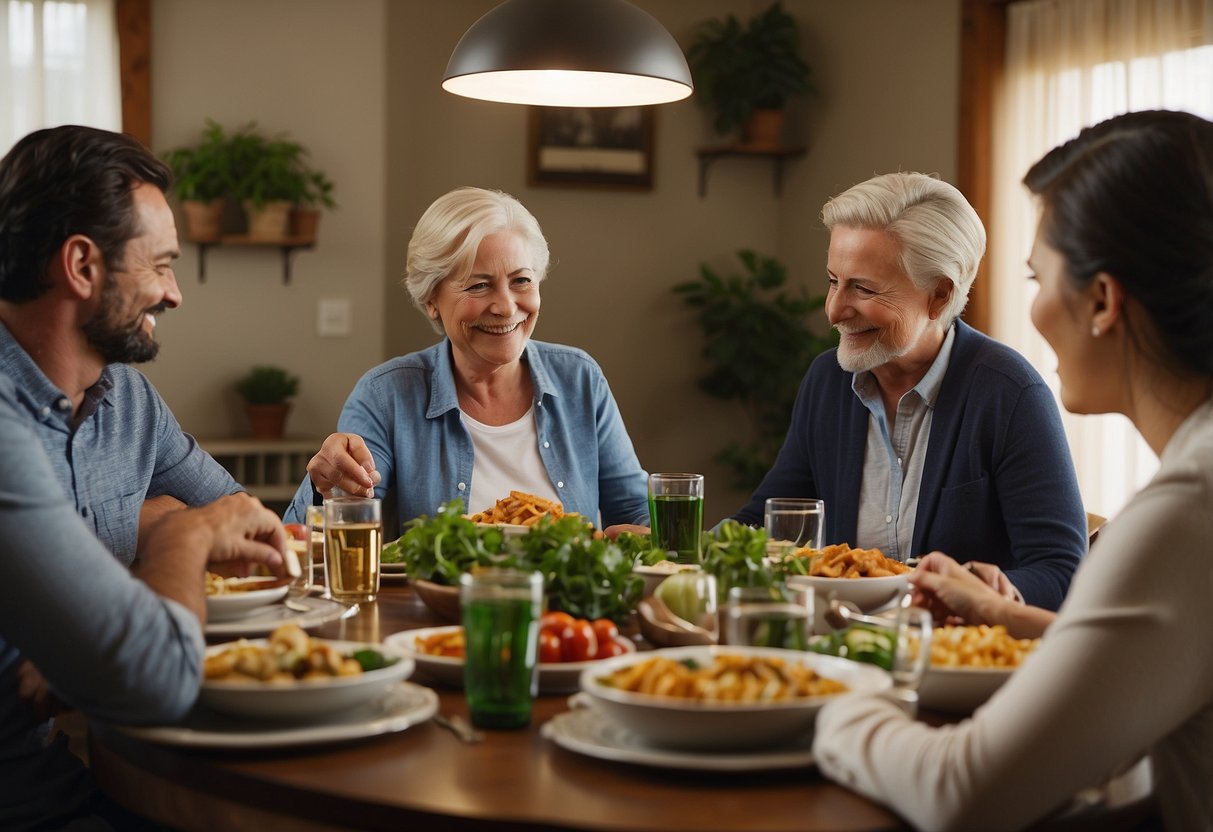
115 0 151 146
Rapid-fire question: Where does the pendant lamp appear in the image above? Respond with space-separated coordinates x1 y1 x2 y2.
442 0 693 108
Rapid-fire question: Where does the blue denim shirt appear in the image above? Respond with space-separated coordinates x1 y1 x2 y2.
0 322 241 565
286 339 649 534
0 371 205 829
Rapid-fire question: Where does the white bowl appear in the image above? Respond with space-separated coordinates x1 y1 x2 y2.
578 645 891 751
384 625 637 694
788 573 910 614
199 638 413 720
918 665 1014 714
205 578 290 622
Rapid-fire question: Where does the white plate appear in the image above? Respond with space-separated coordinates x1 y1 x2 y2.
542 705 815 772
200 638 413 719
205 579 290 622
578 645 891 751
384 625 637 694
103 682 437 749
475 522 531 537
205 595 356 637
918 665 1015 714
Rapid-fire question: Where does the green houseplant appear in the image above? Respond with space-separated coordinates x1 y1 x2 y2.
162 120 239 242
687 1 813 146
235 366 299 439
674 250 837 491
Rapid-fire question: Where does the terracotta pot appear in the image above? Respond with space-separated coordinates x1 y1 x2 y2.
243 199 292 240
244 403 291 439
289 208 321 243
182 198 224 242
741 108 785 149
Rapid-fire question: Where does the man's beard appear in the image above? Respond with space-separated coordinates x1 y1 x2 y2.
834 325 907 373
82 280 163 364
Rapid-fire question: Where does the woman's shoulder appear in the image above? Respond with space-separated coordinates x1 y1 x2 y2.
358 343 446 383
525 340 602 374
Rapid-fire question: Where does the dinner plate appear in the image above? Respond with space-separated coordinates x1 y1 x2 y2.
102 682 438 749
205 579 290 622
384 625 636 694
200 638 414 719
205 595 357 637
475 522 531 537
542 706 815 772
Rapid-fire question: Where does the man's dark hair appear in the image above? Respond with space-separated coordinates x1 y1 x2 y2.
0 125 172 303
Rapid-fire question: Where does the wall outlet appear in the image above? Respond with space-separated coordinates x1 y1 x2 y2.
317 298 352 337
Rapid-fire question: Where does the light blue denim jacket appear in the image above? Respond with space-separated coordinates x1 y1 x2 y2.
286 339 649 534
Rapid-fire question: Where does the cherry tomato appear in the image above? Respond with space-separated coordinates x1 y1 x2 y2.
560 620 598 662
541 611 575 635
591 618 619 644
595 636 630 658
538 629 562 664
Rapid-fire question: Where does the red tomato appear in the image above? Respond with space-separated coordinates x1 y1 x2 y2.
595 636 630 658
560 620 598 662
538 630 562 664
541 611 575 635
591 618 619 644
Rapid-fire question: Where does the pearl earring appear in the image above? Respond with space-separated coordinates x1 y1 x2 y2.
1091 325 1101 337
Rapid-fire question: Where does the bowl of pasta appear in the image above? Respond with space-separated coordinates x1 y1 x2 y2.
577 645 890 750
200 624 413 720
784 543 911 613
916 624 1039 714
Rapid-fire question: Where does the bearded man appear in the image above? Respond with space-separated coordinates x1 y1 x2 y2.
0 125 241 565
729 172 1086 610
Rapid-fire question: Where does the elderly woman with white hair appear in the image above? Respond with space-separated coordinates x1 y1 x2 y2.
729 172 1087 609
285 186 649 535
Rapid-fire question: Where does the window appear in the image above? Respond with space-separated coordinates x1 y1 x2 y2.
985 0 1213 517
1 0 120 156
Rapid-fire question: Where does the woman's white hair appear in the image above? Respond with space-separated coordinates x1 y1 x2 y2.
821 172 986 328
404 186 551 334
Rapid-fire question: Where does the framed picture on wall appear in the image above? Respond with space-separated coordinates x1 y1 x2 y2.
527 106 654 190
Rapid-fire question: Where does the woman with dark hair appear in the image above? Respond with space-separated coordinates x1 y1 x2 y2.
813 110 1213 830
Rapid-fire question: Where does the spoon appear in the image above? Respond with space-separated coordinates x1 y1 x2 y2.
822 598 896 631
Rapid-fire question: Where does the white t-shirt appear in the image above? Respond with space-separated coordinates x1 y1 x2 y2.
461 405 560 516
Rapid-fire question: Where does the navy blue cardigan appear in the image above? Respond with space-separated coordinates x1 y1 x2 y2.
732 321 1087 610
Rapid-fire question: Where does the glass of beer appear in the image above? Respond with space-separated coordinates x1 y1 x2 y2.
323 496 382 603
648 473 704 564
460 568 544 729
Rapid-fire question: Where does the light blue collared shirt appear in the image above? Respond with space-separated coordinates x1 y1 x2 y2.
852 325 956 561
285 339 649 534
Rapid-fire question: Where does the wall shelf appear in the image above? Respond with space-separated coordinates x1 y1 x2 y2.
696 145 806 197
198 437 323 504
193 235 315 285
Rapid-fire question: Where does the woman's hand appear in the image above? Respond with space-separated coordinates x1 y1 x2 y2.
306 433 381 498
909 552 1014 627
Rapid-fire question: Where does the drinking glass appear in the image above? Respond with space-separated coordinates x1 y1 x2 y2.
648 473 705 564
306 504 325 583
323 496 382 603
460 568 544 729
891 597 933 715
282 522 312 597
763 497 825 558
723 584 813 650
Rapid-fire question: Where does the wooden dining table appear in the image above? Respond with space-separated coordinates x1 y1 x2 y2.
88 581 913 832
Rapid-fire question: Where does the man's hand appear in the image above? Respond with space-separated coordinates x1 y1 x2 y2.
306 433 381 498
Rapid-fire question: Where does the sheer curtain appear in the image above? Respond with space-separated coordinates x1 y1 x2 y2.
988 0 1213 518
0 0 119 156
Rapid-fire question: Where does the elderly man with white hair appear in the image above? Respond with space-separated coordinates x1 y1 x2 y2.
730 172 1086 609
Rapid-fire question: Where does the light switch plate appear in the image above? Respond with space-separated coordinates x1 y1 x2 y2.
317 298 351 337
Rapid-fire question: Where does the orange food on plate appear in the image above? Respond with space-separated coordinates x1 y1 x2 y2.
469 490 577 526
790 542 911 578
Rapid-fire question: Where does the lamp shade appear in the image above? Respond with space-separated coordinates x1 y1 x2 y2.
442 0 693 107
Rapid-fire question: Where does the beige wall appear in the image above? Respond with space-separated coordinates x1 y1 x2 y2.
147 0 958 520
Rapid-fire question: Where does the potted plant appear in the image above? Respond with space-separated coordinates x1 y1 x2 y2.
162 119 237 242
229 127 335 241
235 365 299 439
687 2 813 148
289 168 337 243
674 250 837 491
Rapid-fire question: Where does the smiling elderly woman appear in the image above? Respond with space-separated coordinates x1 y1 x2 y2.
285 187 649 535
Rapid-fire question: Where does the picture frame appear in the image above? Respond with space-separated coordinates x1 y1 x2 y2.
527 106 654 191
